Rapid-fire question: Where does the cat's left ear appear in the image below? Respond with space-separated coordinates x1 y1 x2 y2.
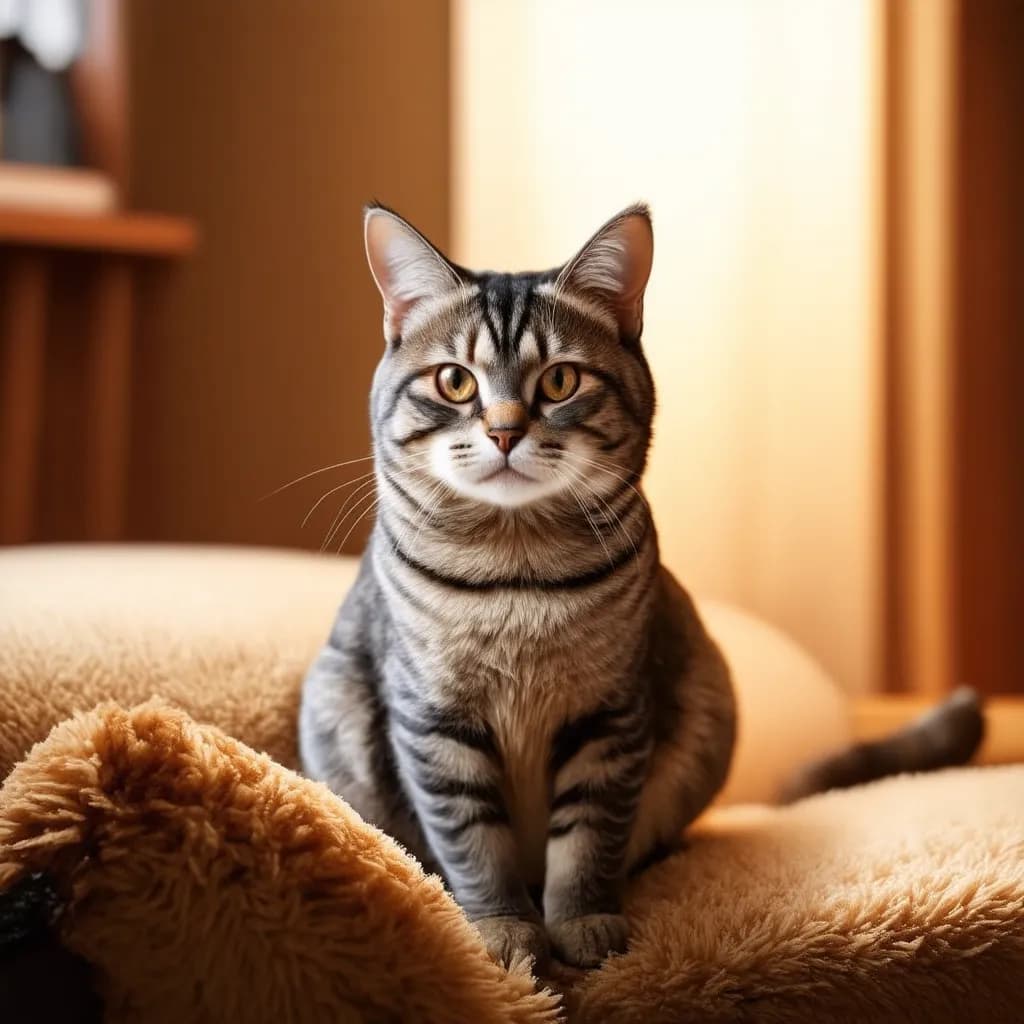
364 204 464 342
557 203 654 342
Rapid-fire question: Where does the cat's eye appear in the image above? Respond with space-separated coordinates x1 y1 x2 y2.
436 364 477 403
539 363 579 402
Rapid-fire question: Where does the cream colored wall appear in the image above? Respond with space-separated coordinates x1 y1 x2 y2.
453 0 882 692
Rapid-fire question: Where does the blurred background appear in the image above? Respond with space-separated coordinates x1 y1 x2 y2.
0 0 1020 699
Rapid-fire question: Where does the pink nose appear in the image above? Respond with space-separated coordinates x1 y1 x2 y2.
487 428 524 454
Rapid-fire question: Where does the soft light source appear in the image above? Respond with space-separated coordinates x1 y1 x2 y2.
453 0 882 692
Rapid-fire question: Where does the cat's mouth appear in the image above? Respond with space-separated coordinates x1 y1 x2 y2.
479 466 536 484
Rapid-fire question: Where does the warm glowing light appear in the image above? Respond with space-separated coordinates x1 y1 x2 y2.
453 0 882 691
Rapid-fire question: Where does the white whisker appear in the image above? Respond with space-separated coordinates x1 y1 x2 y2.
322 476 379 550
260 454 376 501
302 471 376 528
336 494 382 553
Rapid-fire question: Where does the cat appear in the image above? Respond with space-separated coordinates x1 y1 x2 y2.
299 203 984 971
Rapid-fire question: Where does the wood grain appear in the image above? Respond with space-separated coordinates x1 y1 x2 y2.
0 208 197 255
125 1 450 552
0 253 49 543
83 259 134 539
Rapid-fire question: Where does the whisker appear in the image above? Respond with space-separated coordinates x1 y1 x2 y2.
407 480 450 552
559 451 650 512
327 486 380 552
320 453 433 547
563 463 638 559
322 476 378 550
399 477 449 553
563 476 614 569
302 471 375 528
260 454 376 501
336 495 382 553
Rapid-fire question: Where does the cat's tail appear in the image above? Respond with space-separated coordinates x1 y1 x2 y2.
778 686 985 803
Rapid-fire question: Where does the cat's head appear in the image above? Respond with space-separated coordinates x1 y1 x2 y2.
365 203 655 511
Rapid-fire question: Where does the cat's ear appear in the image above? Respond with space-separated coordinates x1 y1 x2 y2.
364 204 463 342
557 203 654 341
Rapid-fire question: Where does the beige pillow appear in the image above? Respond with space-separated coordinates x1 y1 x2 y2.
0 544 849 801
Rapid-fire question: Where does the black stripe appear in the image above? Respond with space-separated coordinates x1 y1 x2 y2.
602 469 643 508
380 517 650 592
377 546 430 613
511 288 534 356
406 392 460 424
433 805 510 844
414 772 502 804
382 369 429 421
551 782 588 811
585 490 640 528
488 277 516 353
587 367 645 426
390 640 425 684
534 326 549 364
480 297 503 357
550 703 635 774
467 314 481 364
392 423 450 447
380 468 425 512
575 422 615 446
390 705 499 758
548 819 586 839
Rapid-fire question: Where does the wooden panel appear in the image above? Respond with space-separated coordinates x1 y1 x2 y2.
0 253 48 543
125 1 450 552
951 0 1024 695
0 208 196 255
83 259 134 538
880 0 956 694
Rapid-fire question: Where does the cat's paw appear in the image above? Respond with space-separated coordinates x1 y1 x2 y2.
474 914 550 970
548 913 628 968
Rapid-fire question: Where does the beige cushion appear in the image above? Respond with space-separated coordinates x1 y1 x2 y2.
0 544 847 801
2 545 1022 1022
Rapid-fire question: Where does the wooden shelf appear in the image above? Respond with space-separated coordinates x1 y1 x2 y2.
0 206 197 256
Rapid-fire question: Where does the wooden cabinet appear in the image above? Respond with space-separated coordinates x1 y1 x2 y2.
0 210 195 542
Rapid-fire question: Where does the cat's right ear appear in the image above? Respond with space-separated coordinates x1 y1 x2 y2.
364 205 463 343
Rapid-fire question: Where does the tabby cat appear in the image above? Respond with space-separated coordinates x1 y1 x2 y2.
299 203 983 970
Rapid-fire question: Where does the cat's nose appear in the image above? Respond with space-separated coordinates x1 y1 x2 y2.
483 401 527 455
487 427 525 454
485 425 524 454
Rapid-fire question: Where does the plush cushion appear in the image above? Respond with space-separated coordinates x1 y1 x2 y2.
0 544 850 801
5 544 1021 1022
1 700 1022 1023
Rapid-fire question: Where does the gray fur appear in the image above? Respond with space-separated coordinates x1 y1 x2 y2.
299 203 984 968
301 202 736 969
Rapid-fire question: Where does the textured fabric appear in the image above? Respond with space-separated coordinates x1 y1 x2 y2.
0 544 850 801
0 700 560 1024
4 544 1020 1021
570 767 1024 1022
1 701 1021 1023
0 545 359 776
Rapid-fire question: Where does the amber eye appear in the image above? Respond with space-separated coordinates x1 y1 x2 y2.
539 363 580 402
436 364 477 403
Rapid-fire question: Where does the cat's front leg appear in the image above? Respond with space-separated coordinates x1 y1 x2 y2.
388 698 547 969
543 703 652 967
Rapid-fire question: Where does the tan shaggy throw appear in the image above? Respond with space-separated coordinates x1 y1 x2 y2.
1 545 1023 1021
1 701 1022 1023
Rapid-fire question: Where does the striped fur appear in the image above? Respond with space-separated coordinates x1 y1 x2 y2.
300 204 736 969
301 203 984 970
